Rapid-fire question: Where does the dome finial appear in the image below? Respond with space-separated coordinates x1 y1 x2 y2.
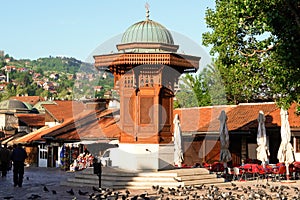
145 2 150 20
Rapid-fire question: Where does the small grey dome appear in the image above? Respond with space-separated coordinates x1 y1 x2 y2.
0 99 29 110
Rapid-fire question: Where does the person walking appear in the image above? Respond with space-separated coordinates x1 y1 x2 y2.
11 143 27 187
0 144 11 177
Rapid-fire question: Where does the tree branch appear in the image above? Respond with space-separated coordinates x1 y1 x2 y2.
238 44 275 57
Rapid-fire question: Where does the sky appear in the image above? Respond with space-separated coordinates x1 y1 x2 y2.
0 0 215 65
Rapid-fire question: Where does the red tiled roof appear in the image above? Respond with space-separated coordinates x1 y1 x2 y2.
15 113 45 127
43 100 85 122
175 102 300 133
41 108 120 142
10 96 44 106
225 103 277 131
265 103 300 128
11 126 49 144
174 105 235 133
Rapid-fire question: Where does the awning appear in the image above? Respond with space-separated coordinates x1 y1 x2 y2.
10 126 49 145
1 132 28 146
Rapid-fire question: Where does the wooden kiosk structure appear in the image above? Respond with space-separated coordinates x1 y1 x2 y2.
94 9 200 170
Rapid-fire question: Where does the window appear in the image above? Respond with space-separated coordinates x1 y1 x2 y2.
39 144 48 159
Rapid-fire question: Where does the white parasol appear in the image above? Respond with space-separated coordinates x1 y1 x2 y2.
277 108 295 179
219 110 232 169
256 111 269 168
173 114 184 167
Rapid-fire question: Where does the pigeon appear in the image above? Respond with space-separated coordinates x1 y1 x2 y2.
27 194 41 199
130 195 138 200
139 192 148 198
3 197 14 200
52 190 57 195
67 188 75 195
152 185 159 191
78 189 89 195
292 186 299 191
43 186 49 192
88 193 95 199
92 186 101 192
125 189 131 196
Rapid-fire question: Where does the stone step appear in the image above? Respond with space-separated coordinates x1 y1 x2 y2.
61 179 233 190
75 173 179 182
171 168 211 176
70 175 225 186
61 167 227 190
175 174 218 182
183 178 226 186
60 180 97 188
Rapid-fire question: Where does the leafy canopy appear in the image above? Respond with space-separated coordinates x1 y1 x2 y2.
203 0 300 109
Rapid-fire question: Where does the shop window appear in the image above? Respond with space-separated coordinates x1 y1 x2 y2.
39 144 48 159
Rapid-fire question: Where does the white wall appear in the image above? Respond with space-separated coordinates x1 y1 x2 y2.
109 143 174 171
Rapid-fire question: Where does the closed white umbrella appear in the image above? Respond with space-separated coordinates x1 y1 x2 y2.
173 114 184 167
219 110 232 169
277 108 295 180
256 111 269 168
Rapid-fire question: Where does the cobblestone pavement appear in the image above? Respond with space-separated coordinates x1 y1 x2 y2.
0 166 91 200
1 167 300 200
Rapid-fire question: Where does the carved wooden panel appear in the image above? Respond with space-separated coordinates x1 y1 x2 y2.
140 97 153 124
123 97 134 124
161 97 171 125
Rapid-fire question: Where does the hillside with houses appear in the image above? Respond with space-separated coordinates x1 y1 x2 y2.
0 52 114 101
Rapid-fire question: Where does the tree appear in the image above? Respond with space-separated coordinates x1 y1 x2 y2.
203 0 300 108
202 64 227 105
174 86 198 108
3 83 16 99
174 63 228 108
182 73 211 107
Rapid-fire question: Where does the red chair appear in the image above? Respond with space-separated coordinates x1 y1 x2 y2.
239 164 252 181
211 162 224 172
246 164 261 180
241 164 254 180
254 165 268 181
272 164 286 181
293 161 300 179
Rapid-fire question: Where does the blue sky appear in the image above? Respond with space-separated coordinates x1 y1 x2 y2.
0 1 215 63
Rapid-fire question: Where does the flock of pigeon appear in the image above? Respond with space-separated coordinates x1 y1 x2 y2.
148 183 300 200
2 182 300 199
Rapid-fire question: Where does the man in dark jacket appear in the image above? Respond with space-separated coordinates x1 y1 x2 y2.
0 144 11 177
11 143 27 187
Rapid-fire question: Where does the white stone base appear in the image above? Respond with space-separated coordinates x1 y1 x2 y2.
110 143 174 171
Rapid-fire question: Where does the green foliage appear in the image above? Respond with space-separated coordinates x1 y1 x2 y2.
10 71 33 86
31 56 83 74
174 86 198 108
203 0 300 108
202 64 228 105
174 64 228 108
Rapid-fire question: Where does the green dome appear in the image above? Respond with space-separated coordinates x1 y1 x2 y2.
121 20 174 45
0 99 30 111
